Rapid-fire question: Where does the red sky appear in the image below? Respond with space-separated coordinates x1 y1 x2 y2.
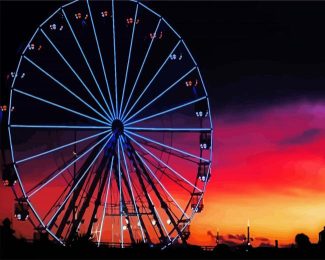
1 99 325 247
189 100 325 247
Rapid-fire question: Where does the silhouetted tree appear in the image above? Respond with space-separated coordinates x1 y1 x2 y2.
69 232 96 249
295 233 311 250
0 218 16 243
0 218 18 257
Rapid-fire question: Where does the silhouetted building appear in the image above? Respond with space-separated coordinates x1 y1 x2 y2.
319 226 325 247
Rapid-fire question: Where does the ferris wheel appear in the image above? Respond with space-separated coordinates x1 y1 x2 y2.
4 0 212 248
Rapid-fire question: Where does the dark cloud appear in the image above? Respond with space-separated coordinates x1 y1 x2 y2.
207 231 231 244
279 128 323 146
221 239 240 247
258 242 274 248
207 230 216 239
228 234 246 241
255 237 270 242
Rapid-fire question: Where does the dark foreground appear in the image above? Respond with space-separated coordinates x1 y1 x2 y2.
1 239 325 260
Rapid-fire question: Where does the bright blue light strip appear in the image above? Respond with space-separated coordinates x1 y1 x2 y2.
125 96 206 126
47 134 112 227
125 130 209 163
150 193 170 240
97 157 114 247
10 142 26 196
162 18 181 39
124 66 196 124
14 88 109 126
119 3 138 118
62 9 114 119
182 40 197 66
40 30 111 122
26 199 48 235
120 18 162 120
24 55 110 123
117 137 124 248
120 138 169 240
61 0 79 8
121 40 181 122
22 28 40 55
125 127 211 132
124 132 202 193
8 56 23 125
86 0 116 119
119 138 146 242
197 66 213 165
135 150 189 219
46 228 65 245
40 8 61 27
10 124 110 129
112 0 118 117
28 132 112 198
16 130 110 164
138 1 161 18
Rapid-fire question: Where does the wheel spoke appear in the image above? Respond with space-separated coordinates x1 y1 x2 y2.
27 132 112 198
24 54 110 123
125 130 209 163
16 130 110 164
111 0 118 117
117 138 124 247
98 157 114 247
7 0 212 247
120 18 162 120
135 150 190 219
13 88 109 126
149 193 171 241
125 96 207 126
86 0 116 118
62 8 114 119
27 201 48 234
125 127 211 132
119 3 138 118
47 134 112 227
10 124 110 129
124 66 196 124
119 138 146 242
124 133 202 193
122 40 182 122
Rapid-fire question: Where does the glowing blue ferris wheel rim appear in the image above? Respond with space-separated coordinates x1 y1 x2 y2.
7 0 213 248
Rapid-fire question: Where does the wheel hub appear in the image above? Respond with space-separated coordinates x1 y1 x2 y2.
111 119 124 136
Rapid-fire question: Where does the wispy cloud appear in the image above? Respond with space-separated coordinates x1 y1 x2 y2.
279 128 323 146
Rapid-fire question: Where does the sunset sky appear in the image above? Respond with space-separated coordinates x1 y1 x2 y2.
1 100 325 247
1 0 325 248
